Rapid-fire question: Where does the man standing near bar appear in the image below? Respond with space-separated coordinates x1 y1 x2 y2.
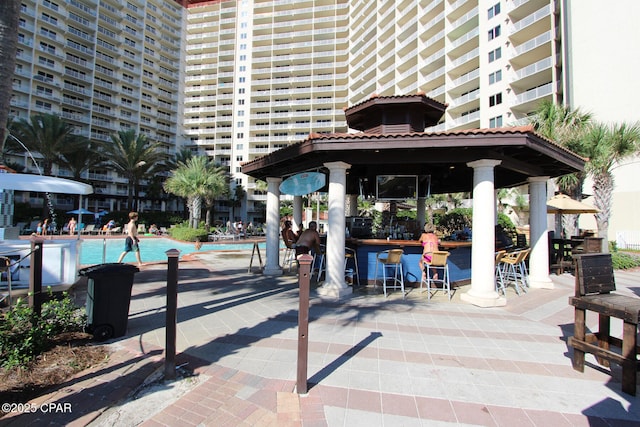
294 221 322 256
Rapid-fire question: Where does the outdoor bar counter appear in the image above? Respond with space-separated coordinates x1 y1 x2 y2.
346 238 472 287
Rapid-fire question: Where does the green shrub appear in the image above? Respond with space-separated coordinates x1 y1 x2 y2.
167 224 208 242
0 290 86 369
612 251 640 270
437 208 472 236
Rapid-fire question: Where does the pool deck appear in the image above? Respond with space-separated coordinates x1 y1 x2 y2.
2 248 640 426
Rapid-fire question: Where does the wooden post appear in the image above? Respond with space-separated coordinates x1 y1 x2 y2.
248 241 264 273
296 254 312 394
29 238 43 315
164 249 180 380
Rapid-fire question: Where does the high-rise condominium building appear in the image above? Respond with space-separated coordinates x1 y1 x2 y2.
10 0 184 214
9 0 639 241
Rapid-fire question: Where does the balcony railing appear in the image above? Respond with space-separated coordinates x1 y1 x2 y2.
514 82 553 105
512 56 552 81
510 4 551 34
512 31 551 57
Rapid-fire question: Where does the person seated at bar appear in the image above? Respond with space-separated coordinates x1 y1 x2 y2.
418 223 440 280
294 221 322 256
281 220 298 249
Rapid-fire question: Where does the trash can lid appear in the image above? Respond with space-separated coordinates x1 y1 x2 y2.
79 263 140 277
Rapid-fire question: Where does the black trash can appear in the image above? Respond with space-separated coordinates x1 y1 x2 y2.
80 263 139 341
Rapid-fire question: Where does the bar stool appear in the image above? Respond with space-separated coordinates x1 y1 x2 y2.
282 244 296 272
499 249 529 295
422 251 451 300
311 245 326 283
375 249 405 298
494 250 506 295
344 247 359 285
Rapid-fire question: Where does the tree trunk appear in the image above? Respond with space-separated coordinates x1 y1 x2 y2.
191 196 202 229
593 171 614 253
0 0 20 154
127 177 135 212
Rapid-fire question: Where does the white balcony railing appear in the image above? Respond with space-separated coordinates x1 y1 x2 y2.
510 4 551 34
514 82 553 105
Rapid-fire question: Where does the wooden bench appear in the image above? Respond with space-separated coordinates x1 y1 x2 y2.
568 253 640 395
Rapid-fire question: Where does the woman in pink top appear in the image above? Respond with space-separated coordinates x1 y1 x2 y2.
418 223 440 280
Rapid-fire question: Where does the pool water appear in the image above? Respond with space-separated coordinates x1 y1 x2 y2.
80 238 265 265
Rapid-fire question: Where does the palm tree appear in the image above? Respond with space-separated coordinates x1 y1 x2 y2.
9 113 78 175
58 138 106 208
230 184 246 222
58 139 105 180
530 101 593 237
580 122 640 249
530 101 593 195
100 129 165 211
164 156 228 228
203 163 230 229
0 0 21 155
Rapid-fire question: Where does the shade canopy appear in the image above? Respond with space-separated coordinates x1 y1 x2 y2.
0 173 93 195
66 208 95 215
547 194 599 214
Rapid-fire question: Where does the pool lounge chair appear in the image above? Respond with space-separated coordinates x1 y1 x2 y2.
81 224 96 235
208 227 238 241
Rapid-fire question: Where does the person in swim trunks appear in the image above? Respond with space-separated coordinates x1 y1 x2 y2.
117 211 142 267
294 221 322 256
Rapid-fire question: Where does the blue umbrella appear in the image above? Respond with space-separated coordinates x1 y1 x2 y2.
67 208 95 215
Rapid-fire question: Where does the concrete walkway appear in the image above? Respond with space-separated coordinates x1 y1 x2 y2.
3 249 640 426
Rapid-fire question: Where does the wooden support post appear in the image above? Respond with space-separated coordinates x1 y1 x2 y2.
296 254 312 394
248 242 264 273
622 321 637 396
29 238 43 316
165 249 180 380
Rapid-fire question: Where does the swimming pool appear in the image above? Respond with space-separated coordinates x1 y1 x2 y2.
80 238 265 265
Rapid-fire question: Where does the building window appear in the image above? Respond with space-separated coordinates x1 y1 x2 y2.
489 70 502 85
238 110 245 116
236 144 243 149
239 65 246 72
488 47 502 63
488 25 501 40
238 88 245 94
489 93 502 107
490 115 503 128
239 77 246 83
236 155 243 161
240 44 247 50
239 55 246 61
237 121 244 127
488 3 500 19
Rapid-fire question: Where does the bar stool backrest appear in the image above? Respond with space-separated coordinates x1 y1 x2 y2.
428 251 450 267
384 249 404 264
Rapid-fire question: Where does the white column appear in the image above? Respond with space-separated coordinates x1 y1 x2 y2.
317 161 351 298
264 177 283 276
528 177 554 288
293 195 303 234
416 197 426 228
461 159 506 307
